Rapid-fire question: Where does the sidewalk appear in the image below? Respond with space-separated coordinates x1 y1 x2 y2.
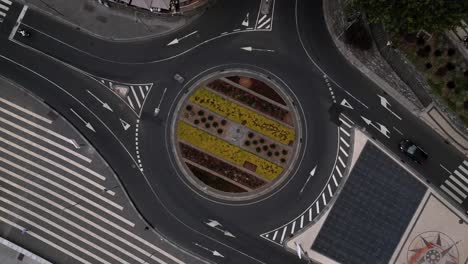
21 0 209 41
323 0 468 154
0 237 51 264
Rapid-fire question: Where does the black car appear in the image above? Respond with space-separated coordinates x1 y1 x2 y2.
399 139 428 164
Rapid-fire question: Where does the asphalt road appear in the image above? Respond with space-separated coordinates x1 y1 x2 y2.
0 0 466 263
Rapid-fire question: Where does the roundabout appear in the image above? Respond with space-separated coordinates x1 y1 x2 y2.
170 69 303 201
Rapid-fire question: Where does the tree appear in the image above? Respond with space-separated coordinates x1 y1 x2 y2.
349 0 468 33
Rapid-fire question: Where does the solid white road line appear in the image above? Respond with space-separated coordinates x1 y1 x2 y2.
339 127 350 137
130 86 141 109
280 226 287 243
0 156 122 210
0 106 72 144
0 206 114 264
449 176 468 193
340 137 350 148
0 97 52 124
339 118 352 128
339 146 348 157
0 116 91 162
138 86 145 99
439 164 452 174
440 185 463 203
0 128 104 179
458 164 468 175
338 156 346 168
322 193 327 206
272 230 278 241
0 146 106 192
336 166 343 178
0 165 133 226
258 18 271 29
290 221 296 234
127 97 135 109
9 5 28 40
454 170 468 185
0 183 165 263
445 181 467 198
0 198 132 264
332 174 338 187
0 136 105 181
0 216 93 264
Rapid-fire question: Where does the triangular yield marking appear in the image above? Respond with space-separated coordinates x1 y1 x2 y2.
340 99 353 109
120 118 131 131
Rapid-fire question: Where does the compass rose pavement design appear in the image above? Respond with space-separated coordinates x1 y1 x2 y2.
407 231 459 264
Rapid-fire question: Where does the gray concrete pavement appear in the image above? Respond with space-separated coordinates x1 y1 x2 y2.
21 0 204 41
0 236 51 264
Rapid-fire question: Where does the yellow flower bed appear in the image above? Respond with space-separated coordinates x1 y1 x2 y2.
177 121 283 181
189 88 295 145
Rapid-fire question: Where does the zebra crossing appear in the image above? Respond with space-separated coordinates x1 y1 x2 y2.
0 0 12 23
260 114 354 246
92 76 153 117
440 161 468 205
0 91 183 264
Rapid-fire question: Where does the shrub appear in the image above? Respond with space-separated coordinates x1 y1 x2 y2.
433 49 442 56
245 141 250 146
435 67 448 76
213 122 218 127
201 117 207 123
464 100 468 110
252 140 258 145
221 120 227 126
194 119 200 125
262 145 268 151
425 63 432 69
274 151 280 156
417 48 429 57
186 105 193 111
447 48 455 56
404 33 417 43
256 147 261 153
446 81 456 89
423 45 431 53
344 20 373 50
217 129 223 134
208 115 214 121
259 138 265 144
248 132 254 138
267 152 272 157
198 110 204 116
205 123 211 128
416 37 425 46
465 70 468 77
446 62 455 71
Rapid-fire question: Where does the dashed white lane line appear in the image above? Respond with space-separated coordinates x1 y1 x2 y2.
0 97 52 124
0 106 72 145
0 157 122 210
308 208 312 221
0 116 91 163
0 206 114 264
0 188 152 264
300 215 304 229
290 221 296 234
0 131 105 180
322 193 327 206
316 201 320 214
336 165 343 178
327 184 333 197
0 216 92 264
0 199 131 264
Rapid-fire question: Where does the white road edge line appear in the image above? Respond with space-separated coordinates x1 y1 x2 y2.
8 5 28 40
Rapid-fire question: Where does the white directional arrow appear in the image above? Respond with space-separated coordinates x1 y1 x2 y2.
240 46 275 52
167 31 198 46
340 98 354 109
194 243 224 258
205 219 236 238
361 116 390 138
242 13 249 27
86 90 113 112
377 95 402 120
299 165 317 195
70 108 95 132
120 118 131 131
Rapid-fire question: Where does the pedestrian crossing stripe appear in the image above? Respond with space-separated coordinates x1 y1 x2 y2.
440 161 468 204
